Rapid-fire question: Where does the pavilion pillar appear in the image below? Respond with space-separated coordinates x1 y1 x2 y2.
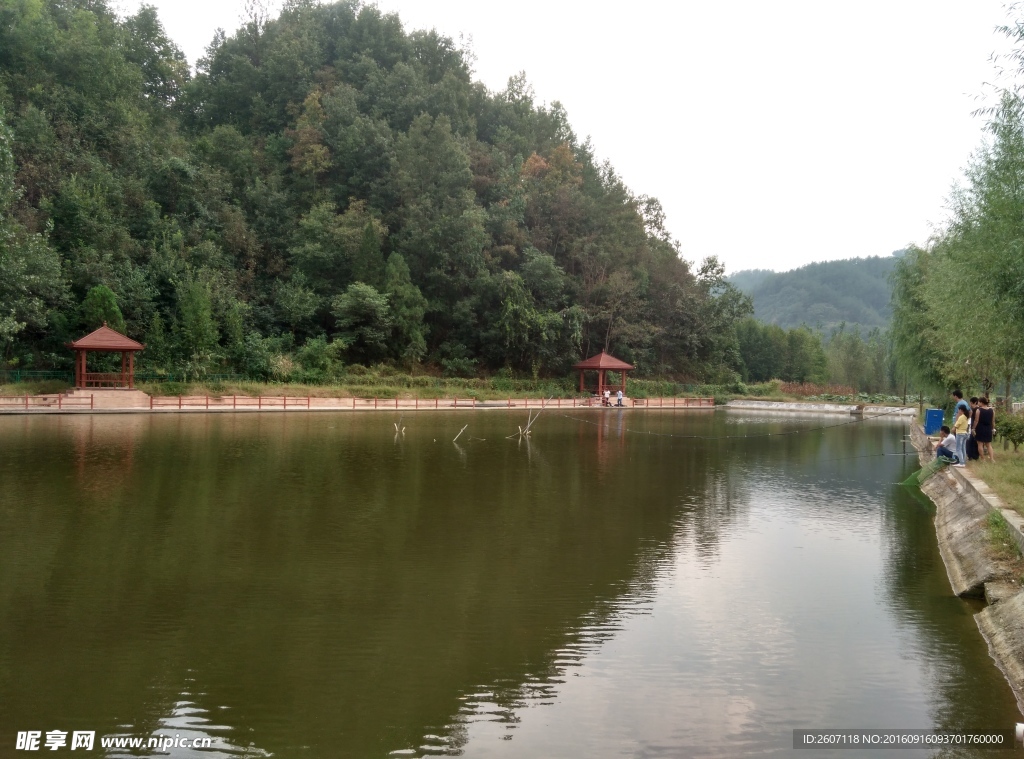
621 370 626 393
129 352 135 389
121 352 127 387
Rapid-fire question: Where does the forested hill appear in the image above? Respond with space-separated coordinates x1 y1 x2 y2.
0 0 751 382
729 254 901 331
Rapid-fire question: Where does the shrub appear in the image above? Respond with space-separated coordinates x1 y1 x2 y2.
441 357 477 378
780 382 856 397
997 411 1024 452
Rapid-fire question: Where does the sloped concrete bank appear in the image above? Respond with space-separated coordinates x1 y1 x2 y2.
727 400 916 416
909 424 1024 713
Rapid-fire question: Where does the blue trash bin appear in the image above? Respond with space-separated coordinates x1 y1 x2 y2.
924 408 944 435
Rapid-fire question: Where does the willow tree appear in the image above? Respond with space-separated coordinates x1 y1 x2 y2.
889 93 1024 403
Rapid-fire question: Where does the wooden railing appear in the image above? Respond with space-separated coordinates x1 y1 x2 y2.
82 372 128 387
1 394 715 413
150 395 316 409
0 394 93 409
630 397 715 408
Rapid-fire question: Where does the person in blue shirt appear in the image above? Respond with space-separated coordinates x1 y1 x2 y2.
952 389 970 422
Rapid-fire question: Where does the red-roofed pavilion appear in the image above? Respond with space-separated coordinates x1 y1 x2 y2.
68 323 144 389
572 351 634 396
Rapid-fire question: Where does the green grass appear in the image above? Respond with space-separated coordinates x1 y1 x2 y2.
135 379 581 400
0 380 72 396
987 510 1023 560
973 451 1024 519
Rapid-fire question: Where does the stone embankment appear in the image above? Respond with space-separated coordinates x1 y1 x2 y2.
910 424 1024 713
727 399 916 416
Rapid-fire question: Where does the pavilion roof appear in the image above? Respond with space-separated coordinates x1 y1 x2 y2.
572 351 634 371
68 324 144 351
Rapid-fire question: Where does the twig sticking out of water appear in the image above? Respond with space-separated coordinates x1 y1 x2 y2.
523 398 552 436
453 424 468 443
506 399 552 440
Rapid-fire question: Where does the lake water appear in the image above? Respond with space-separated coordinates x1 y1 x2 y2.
0 409 1020 758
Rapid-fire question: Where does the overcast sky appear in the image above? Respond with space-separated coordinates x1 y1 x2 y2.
117 0 1017 273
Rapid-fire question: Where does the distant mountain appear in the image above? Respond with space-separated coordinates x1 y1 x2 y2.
729 254 902 332
727 269 774 294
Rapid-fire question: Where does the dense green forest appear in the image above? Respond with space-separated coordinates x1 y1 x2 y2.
0 0 754 383
729 255 900 331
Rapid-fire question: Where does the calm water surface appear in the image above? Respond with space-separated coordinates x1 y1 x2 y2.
0 409 1020 758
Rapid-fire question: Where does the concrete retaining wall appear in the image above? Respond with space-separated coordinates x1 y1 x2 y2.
977 594 1024 713
910 423 1024 713
919 470 998 597
726 400 916 416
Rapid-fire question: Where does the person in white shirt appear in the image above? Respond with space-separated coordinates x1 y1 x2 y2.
934 426 957 461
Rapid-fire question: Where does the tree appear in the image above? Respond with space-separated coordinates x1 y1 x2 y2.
383 254 427 365
890 95 1024 400
390 113 488 318
785 327 828 384
287 89 332 195
175 277 219 377
81 285 126 332
0 106 67 358
331 283 392 364
291 200 387 295
889 247 947 390
736 319 786 382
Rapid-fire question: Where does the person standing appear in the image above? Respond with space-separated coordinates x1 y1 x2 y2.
616 389 623 407
974 397 996 462
967 397 981 461
953 406 970 467
952 390 970 422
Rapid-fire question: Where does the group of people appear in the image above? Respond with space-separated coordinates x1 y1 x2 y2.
934 390 995 465
601 389 624 407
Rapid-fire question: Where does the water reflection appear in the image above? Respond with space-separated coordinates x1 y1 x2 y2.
0 410 1019 758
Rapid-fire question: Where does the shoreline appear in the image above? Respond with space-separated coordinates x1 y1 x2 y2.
726 399 917 416
0 394 919 417
0 394 716 415
909 424 1024 714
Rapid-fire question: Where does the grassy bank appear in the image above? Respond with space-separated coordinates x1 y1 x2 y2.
987 510 1024 560
0 379 72 396
2 371 726 401
974 452 1024 519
